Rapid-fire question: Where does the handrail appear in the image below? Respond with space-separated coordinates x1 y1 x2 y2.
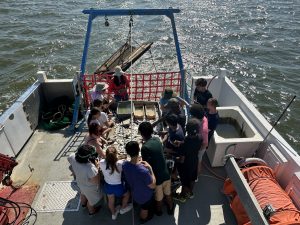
82 8 180 17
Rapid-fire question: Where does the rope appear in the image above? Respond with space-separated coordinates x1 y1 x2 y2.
129 15 135 225
129 15 134 142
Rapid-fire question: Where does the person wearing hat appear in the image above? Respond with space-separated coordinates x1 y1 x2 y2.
108 66 130 102
90 82 109 102
68 145 102 215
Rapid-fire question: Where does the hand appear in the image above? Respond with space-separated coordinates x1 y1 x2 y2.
173 140 182 147
140 161 152 171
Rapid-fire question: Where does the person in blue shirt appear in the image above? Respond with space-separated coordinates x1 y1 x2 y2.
206 98 219 142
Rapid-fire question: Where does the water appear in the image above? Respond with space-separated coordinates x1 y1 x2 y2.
216 118 246 139
0 0 299 152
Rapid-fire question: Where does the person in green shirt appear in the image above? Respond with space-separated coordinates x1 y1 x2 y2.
138 122 175 216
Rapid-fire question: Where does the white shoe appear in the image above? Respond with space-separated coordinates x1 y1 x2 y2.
195 177 199 183
120 203 133 215
112 207 120 220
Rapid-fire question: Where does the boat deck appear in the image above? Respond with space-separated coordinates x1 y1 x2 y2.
11 121 237 225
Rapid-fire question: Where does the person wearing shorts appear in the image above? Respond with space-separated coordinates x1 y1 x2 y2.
99 147 132 220
122 141 156 224
175 119 203 202
139 122 175 216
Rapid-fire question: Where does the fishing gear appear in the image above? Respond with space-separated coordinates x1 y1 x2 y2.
254 95 296 155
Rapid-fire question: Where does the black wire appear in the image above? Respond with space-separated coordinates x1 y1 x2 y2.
0 197 37 225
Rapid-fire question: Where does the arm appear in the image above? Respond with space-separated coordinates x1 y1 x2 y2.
201 117 209 148
141 161 156 189
91 139 106 158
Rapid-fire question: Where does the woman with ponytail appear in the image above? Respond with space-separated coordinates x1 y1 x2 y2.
99 147 132 220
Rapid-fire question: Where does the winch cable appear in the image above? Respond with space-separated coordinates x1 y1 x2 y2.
128 15 135 225
254 95 296 156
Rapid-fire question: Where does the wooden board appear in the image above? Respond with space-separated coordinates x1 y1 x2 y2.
145 104 156 120
134 103 144 120
95 42 153 74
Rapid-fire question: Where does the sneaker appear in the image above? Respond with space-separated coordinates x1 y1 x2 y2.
120 203 133 215
112 207 120 220
173 193 187 203
155 210 163 216
186 192 194 199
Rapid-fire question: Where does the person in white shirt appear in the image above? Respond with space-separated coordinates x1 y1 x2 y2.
87 107 114 130
90 82 108 102
99 147 132 220
68 145 102 215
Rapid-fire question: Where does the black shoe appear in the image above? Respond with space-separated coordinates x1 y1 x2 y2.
140 213 153 224
167 203 175 215
155 210 163 216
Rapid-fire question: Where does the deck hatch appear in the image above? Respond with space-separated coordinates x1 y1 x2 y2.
35 181 80 212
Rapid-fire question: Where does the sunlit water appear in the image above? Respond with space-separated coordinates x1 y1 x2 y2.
0 0 299 152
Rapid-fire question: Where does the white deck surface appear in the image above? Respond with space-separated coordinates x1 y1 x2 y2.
12 122 237 225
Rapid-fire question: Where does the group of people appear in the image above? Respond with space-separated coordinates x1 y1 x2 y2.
68 74 219 223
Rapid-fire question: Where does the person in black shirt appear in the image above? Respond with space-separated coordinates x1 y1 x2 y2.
206 98 219 142
174 119 203 203
193 78 213 108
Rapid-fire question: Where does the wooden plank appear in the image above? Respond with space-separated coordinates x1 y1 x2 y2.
95 42 153 74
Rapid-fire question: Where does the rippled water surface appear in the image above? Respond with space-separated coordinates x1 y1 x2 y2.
0 0 299 151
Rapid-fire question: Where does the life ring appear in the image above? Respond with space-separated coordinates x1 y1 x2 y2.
237 157 268 168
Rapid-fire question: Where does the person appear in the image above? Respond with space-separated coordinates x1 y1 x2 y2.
174 119 203 202
108 66 130 102
159 88 174 115
90 82 108 102
122 141 156 224
87 107 114 130
99 147 132 220
84 123 107 158
165 98 186 133
193 78 213 108
164 114 185 156
206 98 219 142
138 122 175 216
85 99 102 123
68 145 102 215
190 104 208 176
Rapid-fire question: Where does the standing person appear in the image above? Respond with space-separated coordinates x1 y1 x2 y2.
164 114 185 156
174 119 203 202
206 98 219 142
190 104 208 177
68 145 102 215
108 66 130 102
138 122 175 216
122 141 156 224
193 78 213 108
99 147 132 220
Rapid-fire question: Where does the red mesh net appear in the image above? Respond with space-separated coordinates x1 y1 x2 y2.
82 71 181 107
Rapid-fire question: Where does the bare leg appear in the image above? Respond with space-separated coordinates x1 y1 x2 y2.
155 201 163 215
165 195 173 209
121 191 130 209
197 160 202 175
140 209 148 220
87 201 96 214
80 194 88 206
107 194 116 215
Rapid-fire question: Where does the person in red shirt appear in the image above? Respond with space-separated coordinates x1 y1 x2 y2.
108 66 130 102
